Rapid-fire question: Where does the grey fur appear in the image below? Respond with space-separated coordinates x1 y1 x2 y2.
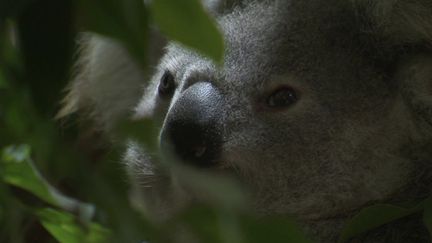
62 0 432 242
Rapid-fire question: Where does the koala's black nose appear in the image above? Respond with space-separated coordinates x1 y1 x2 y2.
160 82 223 167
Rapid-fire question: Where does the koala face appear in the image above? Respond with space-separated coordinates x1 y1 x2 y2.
65 0 432 240
129 0 431 223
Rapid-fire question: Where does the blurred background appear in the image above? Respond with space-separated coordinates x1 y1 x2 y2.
0 0 149 242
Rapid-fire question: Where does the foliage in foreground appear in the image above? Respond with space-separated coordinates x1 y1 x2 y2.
1 0 432 242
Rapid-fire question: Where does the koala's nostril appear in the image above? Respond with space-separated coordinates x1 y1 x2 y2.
163 120 220 167
160 82 223 168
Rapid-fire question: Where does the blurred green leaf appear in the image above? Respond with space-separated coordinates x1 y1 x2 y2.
38 208 85 243
174 206 226 243
78 0 148 65
37 208 111 243
0 145 95 221
172 165 246 209
0 185 27 243
86 223 114 243
151 0 224 63
169 201 312 243
1 145 56 205
242 216 312 243
2 93 32 139
338 203 421 242
117 119 160 152
171 206 244 243
0 22 22 74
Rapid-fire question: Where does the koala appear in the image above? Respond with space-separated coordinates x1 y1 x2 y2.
61 0 432 242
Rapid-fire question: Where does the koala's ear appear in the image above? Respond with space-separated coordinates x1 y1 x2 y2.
353 0 432 45
397 54 432 136
58 30 166 131
353 0 432 133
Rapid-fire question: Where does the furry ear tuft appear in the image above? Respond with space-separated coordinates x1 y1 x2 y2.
58 33 166 131
351 0 432 135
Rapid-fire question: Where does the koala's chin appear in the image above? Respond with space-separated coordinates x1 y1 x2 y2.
62 0 432 242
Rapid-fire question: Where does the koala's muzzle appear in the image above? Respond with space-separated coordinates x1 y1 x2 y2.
160 82 223 167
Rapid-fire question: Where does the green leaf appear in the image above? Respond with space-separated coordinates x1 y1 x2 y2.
1 145 56 205
170 163 246 209
242 216 313 243
78 0 148 65
338 204 421 242
170 204 312 243
117 119 160 152
38 208 85 243
0 145 95 221
37 208 111 243
86 223 113 243
151 0 224 64
173 206 228 243
174 206 245 243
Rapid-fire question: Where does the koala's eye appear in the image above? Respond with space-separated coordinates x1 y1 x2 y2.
266 87 298 108
158 71 176 97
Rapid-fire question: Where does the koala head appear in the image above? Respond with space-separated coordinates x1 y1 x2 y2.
62 0 432 241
